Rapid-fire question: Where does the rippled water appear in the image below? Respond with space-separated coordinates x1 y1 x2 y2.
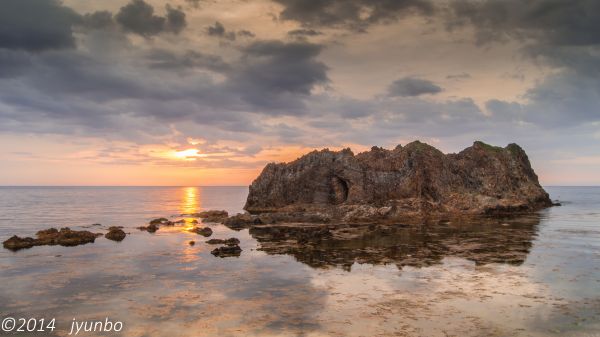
1 186 599 337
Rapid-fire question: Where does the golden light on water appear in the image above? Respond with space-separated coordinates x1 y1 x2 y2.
179 187 204 263
181 187 202 233
181 186 200 215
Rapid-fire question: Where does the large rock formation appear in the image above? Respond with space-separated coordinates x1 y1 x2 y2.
244 141 552 220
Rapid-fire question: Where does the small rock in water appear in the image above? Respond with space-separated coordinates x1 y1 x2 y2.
206 238 240 245
3 227 102 251
188 240 195 246
211 245 242 257
190 226 213 237
149 217 174 226
182 210 229 223
149 217 168 225
105 226 126 241
137 223 159 233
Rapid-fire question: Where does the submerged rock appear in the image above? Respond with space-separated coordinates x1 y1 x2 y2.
257 212 330 224
149 217 174 226
190 226 213 237
200 210 229 223
137 223 159 233
211 245 242 257
3 227 102 251
223 213 261 230
206 238 240 245
189 240 195 246
105 226 126 242
245 141 553 220
3 236 37 250
149 217 168 225
182 210 229 223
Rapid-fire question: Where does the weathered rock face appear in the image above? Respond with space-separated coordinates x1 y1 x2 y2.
244 141 552 219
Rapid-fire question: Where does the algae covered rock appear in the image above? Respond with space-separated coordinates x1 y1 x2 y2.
3 227 102 251
105 226 126 242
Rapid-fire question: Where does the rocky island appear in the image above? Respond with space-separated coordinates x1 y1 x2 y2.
245 141 553 222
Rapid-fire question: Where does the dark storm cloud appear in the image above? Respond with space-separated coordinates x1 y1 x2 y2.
274 0 434 30
0 50 32 78
165 5 187 33
185 0 201 8
226 40 329 113
207 21 236 40
146 49 230 72
446 0 600 127
115 0 186 36
0 39 330 139
207 21 226 36
238 30 256 38
446 72 471 80
82 11 115 30
486 70 600 128
0 0 80 51
447 0 600 46
28 52 153 102
207 22 253 40
388 77 442 97
287 29 323 37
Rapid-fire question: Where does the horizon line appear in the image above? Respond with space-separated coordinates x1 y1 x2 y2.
0 185 599 188
0 185 250 188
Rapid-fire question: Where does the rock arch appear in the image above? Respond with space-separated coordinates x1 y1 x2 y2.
330 176 349 204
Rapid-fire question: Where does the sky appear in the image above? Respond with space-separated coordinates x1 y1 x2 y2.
0 0 599 186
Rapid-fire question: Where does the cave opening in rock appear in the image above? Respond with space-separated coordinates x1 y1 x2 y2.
331 176 349 204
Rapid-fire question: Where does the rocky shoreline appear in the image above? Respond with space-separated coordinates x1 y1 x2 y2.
2 213 246 255
2 207 544 268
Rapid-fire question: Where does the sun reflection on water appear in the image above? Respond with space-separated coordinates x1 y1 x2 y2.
179 187 203 262
180 186 201 231
181 186 200 215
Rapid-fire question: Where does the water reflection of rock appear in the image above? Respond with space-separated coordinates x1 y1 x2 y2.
249 215 541 270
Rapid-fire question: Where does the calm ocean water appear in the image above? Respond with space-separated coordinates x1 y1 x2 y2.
0 186 599 336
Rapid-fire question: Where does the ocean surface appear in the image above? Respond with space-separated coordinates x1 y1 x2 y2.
0 186 599 337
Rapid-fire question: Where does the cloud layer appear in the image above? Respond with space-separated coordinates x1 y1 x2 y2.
0 0 599 184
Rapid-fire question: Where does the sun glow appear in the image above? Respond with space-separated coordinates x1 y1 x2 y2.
173 149 205 160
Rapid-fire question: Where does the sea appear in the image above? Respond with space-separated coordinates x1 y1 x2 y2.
0 186 599 337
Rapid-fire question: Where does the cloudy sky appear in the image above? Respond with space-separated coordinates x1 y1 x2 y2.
0 0 599 185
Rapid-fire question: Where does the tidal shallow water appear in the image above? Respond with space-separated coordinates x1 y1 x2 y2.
0 186 599 337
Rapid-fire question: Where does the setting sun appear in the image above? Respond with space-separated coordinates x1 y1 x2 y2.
174 149 205 160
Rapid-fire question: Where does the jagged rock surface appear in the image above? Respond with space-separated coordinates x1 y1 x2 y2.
244 141 552 220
